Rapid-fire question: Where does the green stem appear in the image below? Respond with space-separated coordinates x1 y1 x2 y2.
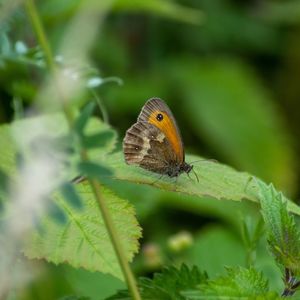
24 0 55 72
25 1 141 299
90 89 109 124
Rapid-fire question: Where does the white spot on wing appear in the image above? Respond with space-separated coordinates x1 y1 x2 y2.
156 132 165 143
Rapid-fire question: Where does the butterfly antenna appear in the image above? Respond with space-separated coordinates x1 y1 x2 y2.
192 168 199 183
186 169 199 183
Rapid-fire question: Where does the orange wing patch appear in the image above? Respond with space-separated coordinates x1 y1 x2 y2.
148 110 183 162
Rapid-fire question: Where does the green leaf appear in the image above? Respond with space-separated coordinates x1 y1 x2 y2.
23 184 142 280
63 265 125 300
0 113 117 178
58 296 90 300
106 152 300 216
187 226 245 277
263 1 300 25
60 183 83 209
182 267 279 299
40 0 204 25
0 168 9 194
169 58 296 193
0 114 139 280
108 264 207 300
81 130 116 149
257 180 300 275
0 122 19 176
74 102 96 135
203 267 269 296
77 161 113 179
112 0 204 25
48 200 68 224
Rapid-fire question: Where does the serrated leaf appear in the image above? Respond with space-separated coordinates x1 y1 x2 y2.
23 183 141 280
0 114 139 280
257 180 300 275
0 113 117 178
82 130 116 149
74 102 96 134
182 267 279 299
205 267 269 296
77 161 113 179
108 264 207 300
105 152 300 216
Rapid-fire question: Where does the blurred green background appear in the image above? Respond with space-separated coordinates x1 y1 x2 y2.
1 0 300 299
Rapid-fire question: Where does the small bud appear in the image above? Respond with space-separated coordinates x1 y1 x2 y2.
143 243 162 269
168 231 193 253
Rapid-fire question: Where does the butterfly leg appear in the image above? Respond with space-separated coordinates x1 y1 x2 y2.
186 169 199 183
170 175 179 192
150 173 165 186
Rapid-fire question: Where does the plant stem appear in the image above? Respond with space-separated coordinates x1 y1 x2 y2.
25 1 141 299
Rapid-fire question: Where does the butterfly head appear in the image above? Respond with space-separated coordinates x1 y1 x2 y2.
165 161 193 178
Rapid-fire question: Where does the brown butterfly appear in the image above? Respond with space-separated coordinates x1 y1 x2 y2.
123 98 194 178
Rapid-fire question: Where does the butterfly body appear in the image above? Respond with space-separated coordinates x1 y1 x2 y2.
123 98 193 178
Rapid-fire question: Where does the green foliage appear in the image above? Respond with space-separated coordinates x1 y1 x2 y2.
59 296 90 300
197 267 270 298
77 161 112 179
109 264 283 300
0 113 141 281
38 0 204 25
63 266 125 300
187 226 245 277
112 0 204 25
168 58 295 193
257 180 300 276
0 113 117 177
105 152 300 216
263 1 300 25
108 264 207 300
183 267 281 299
23 183 141 280
2 0 300 298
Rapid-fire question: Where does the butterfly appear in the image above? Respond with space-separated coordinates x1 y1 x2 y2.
123 98 194 179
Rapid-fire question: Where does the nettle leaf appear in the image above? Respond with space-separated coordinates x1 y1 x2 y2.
183 267 279 300
81 130 116 149
23 183 142 280
106 152 300 216
108 264 207 300
202 267 269 296
257 180 300 275
77 161 113 179
0 113 117 178
0 114 141 280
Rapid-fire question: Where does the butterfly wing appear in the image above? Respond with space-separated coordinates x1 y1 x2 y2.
137 98 184 163
123 121 177 174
